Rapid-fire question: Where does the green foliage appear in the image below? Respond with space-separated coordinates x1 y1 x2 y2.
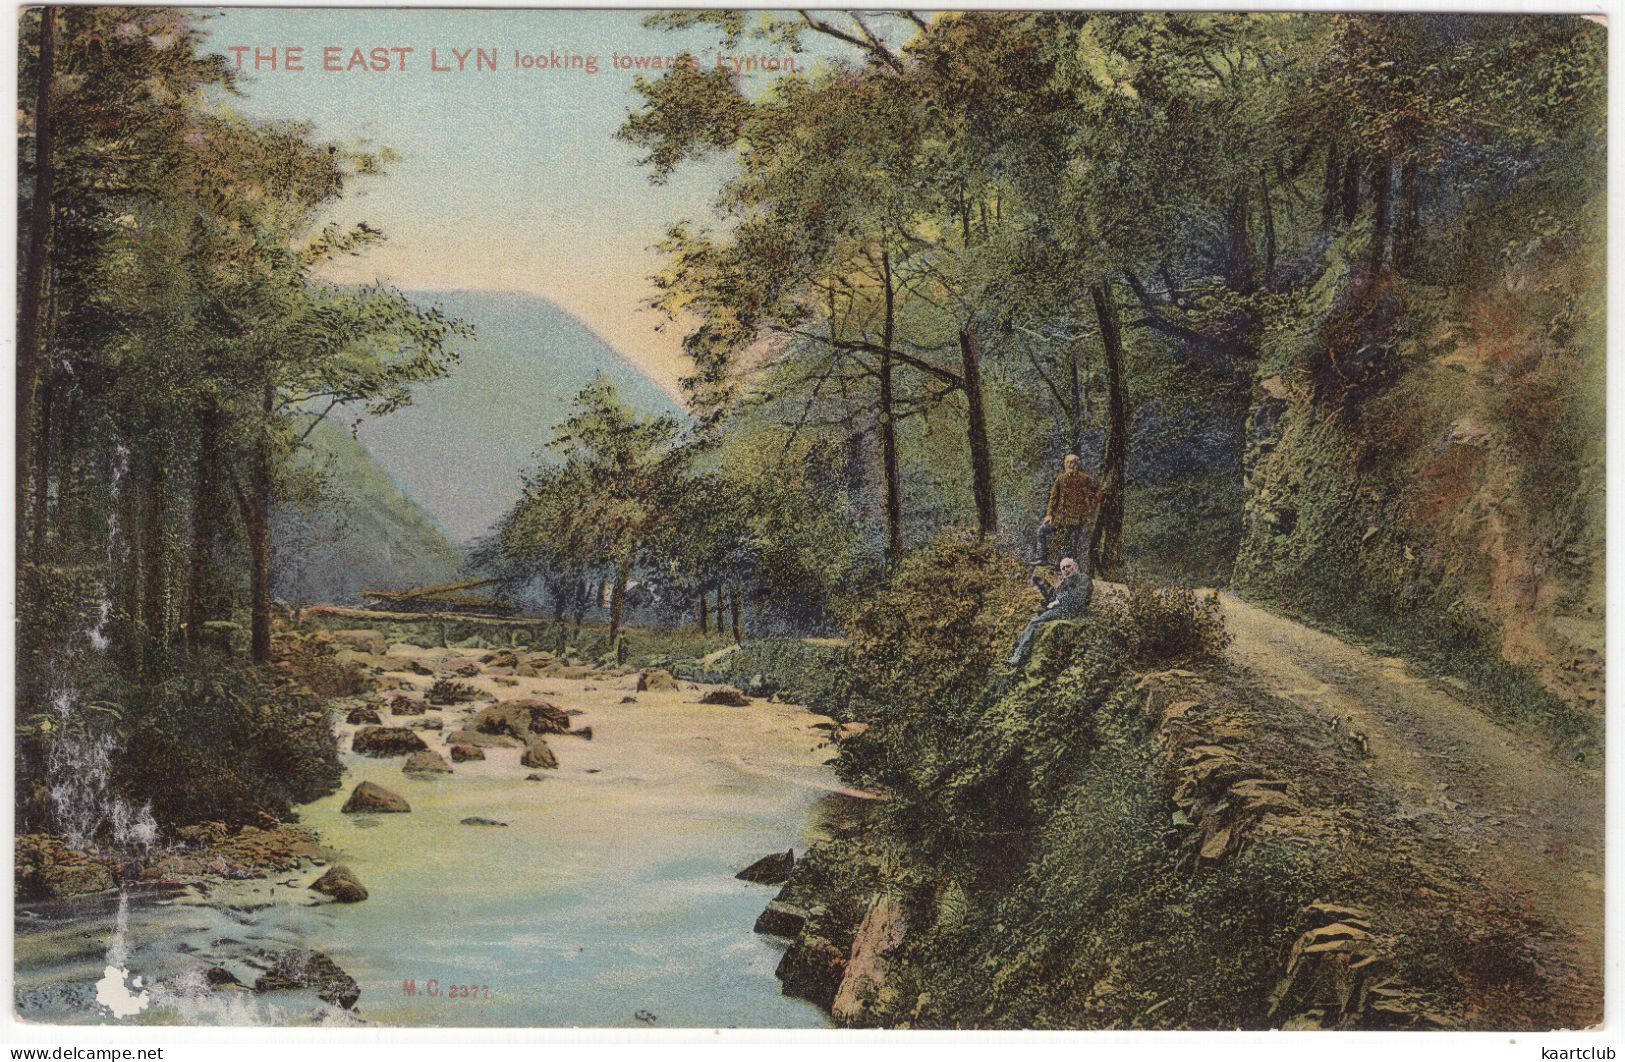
843 530 1031 719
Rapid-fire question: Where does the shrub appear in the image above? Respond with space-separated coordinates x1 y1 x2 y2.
1108 574 1232 667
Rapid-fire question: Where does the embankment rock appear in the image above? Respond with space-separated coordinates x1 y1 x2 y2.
15 834 116 900
449 744 485 763
776 933 847 1011
737 849 795 885
700 686 751 707
340 780 410 814
833 894 909 1023
755 900 809 938
345 706 381 726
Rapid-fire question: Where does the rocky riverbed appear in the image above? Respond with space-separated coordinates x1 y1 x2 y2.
15 635 848 1027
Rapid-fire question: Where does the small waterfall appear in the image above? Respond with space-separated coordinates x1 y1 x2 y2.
42 445 158 1018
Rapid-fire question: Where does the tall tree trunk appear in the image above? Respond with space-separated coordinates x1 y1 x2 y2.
697 592 709 633
1369 156 1392 272
185 405 220 651
1260 178 1277 284
1224 187 1257 293
18 6 56 531
1340 151 1361 223
956 326 998 536
246 378 274 665
1068 340 1085 457
121 475 143 662
607 551 632 646
878 245 903 564
142 449 169 650
1396 160 1420 268
31 375 53 551
715 583 724 625
1089 281 1128 577
1322 140 1343 229
728 585 742 644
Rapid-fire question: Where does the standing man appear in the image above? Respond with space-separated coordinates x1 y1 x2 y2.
1036 453 1100 569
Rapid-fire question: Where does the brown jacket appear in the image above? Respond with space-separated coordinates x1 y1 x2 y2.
1045 468 1099 526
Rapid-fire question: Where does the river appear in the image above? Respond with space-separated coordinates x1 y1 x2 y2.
15 646 839 1028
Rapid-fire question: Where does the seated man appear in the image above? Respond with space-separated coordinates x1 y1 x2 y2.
1006 556 1093 668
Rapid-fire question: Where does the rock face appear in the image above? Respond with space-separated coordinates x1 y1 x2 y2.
737 849 795 885
254 950 360 1009
403 749 452 774
345 706 381 725
520 736 558 770
329 629 387 656
471 699 570 738
352 726 428 757
700 686 751 707
340 780 410 814
832 895 909 1023
309 864 368 903
444 729 523 749
776 933 848 1011
636 669 679 692
449 744 485 763
754 900 809 938
1267 902 1437 1029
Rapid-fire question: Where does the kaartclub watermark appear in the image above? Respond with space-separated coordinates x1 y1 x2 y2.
225 45 798 76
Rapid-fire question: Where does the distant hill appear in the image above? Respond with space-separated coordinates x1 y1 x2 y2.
352 290 686 543
272 418 464 606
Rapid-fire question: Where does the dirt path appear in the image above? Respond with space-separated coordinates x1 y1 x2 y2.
1216 592 1604 996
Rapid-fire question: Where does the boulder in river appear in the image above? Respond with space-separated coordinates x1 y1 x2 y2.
737 849 795 885
254 949 360 1009
566 726 593 741
776 933 847 1011
345 706 381 726
309 864 369 903
754 900 810 938
472 699 570 738
700 686 752 707
449 744 486 763
403 750 452 775
388 695 426 716
636 669 679 692
460 816 509 827
340 780 410 814
352 726 428 757
520 735 559 770
444 729 523 749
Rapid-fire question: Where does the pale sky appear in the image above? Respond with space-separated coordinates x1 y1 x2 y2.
198 7 828 400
